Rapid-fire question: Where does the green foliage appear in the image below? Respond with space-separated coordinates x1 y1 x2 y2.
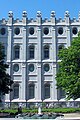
0 42 13 97
0 108 80 113
56 35 80 100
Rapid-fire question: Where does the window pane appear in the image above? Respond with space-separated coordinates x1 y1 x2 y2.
29 85 34 99
29 46 34 59
43 27 49 35
1 28 6 35
45 85 50 99
14 86 19 99
14 47 19 59
44 64 50 72
44 46 49 59
14 28 20 35
13 64 19 72
29 64 34 72
29 27 34 35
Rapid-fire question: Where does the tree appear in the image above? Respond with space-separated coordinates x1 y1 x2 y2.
0 42 13 101
56 33 80 100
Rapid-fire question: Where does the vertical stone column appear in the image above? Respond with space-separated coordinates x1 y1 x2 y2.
51 64 57 100
36 11 42 101
66 26 71 47
50 11 57 100
5 11 13 102
50 11 56 62
37 63 42 100
7 11 13 62
22 11 27 61
20 11 27 101
21 63 26 101
65 11 71 47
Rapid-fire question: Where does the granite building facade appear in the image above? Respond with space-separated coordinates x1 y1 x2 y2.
0 11 79 103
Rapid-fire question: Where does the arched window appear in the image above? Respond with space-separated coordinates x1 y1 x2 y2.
72 27 77 35
58 27 63 35
29 46 34 59
43 27 49 35
58 44 64 51
29 64 34 72
29 27 34 35
13 84 19 99
14 27 20 35
44 45 49 59
44 84 50 99
29 84 34 99
14 46 20 59
0 28 6 35
13 64 19 72
44 64 50 72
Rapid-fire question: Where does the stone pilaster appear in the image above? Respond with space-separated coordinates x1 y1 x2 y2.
21 63 26 101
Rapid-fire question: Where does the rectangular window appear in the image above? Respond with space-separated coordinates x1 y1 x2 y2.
14 86 19 99
29 85 34 99
44 47 49 59
45 85 50 99
14 47 19 59
29 47 34 59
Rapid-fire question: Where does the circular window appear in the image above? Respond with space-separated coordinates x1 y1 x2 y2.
43 27 49 35
29 27 34 35
58 44 64 50
72 27 77 35
1 28 6 35
44 64 50 72
29 64 34 72
14 28 20 35
58 27 63 35
13 64 19 72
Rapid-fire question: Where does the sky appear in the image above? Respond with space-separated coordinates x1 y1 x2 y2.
1 0 80 19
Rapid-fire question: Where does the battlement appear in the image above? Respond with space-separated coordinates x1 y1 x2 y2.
0 11 80 26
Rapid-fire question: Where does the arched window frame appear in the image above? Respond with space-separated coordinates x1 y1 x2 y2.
13 84 19 99
29 45 34 59
29 84 35 99
44 84 50 99
14 45 20 59
44 45 49 59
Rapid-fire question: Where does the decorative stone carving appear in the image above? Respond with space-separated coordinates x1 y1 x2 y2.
8 11 13 17
22 63 26 68
22 11 27 17
37 11 41 17
65 11 69 17
51 11 55 17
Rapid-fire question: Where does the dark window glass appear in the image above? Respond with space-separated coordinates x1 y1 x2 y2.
1 28 6 35
29 85 34 99
14 28 20 35
45 85 50 99
58 27 63 35
43 27 49 35
29 27 34 35
44 46 49 59
14 46 19 59
13 64 19 72
58 44 64 50
29 46 34 59
44 64 50 72
29 64 34 72
72 27 77 35
13 85 19 99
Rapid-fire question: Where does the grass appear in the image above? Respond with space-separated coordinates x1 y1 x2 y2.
0 107 80 114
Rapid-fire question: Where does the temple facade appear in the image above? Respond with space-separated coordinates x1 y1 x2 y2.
0 11 79 103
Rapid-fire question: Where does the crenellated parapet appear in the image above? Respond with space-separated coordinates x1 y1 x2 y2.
0 11 80 26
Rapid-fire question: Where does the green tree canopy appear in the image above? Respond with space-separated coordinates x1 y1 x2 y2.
56 33 80 100
0 42 13 97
